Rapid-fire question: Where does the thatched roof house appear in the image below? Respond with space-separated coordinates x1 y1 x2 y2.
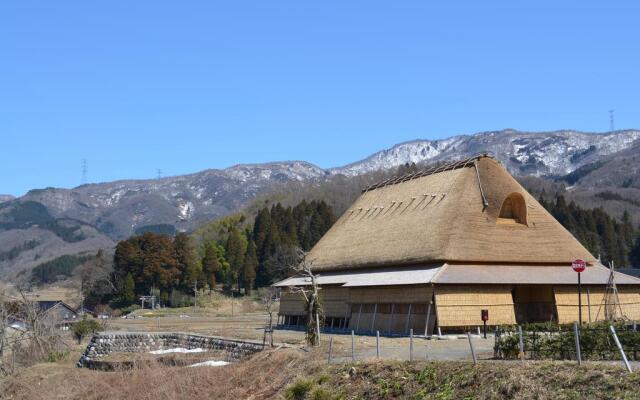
275 156 640 334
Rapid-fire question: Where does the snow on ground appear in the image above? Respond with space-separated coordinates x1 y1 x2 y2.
188 360 230 367
148 348 206 355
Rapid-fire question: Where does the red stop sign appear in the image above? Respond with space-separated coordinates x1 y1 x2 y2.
572 259 586 273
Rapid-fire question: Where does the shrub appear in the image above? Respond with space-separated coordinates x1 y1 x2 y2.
72 318 102 344
286 379 313 400
47 350 68 363
495 323 640 361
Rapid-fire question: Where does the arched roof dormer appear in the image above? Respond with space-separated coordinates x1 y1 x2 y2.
497 192 527 226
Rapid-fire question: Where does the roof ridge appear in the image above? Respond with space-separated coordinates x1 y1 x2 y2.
363 153 494 192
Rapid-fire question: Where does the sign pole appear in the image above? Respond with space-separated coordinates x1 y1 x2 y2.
578 271 582 326
572 259 586 326
481 309 489 339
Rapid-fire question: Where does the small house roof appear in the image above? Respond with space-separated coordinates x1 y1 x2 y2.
307 156 596 272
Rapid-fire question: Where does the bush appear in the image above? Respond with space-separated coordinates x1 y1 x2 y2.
495 322 640 361
47 350 68 363
286 379 313 400
117 304 141 315
310 388 333 400
72 318 102 344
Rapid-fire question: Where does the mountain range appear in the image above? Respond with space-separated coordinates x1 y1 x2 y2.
1 129 639 278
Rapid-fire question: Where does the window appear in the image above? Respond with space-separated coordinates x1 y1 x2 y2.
498 192 527 225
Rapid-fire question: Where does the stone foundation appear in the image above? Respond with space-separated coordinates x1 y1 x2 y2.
78 332 264 368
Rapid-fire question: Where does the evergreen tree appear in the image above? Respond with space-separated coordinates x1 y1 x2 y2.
242 240 258 294
174 232 201 289
118 272 136 307
225 227 246 290
201 241 220 292
630 233 640 268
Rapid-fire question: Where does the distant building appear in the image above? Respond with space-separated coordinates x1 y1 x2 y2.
275 155 640 334
7 299 78 330
37 300 78 329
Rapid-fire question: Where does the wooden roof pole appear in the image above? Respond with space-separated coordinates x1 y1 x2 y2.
473 159 489 211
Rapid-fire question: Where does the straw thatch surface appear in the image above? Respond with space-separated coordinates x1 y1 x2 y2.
308 156 595 271
435 285 516 327
554 286 640 323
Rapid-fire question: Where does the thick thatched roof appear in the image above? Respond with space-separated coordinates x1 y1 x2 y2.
308 155 596 271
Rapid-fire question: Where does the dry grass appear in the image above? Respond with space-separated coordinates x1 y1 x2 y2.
284 359 640 400
1 348 317 400
3 344 640 400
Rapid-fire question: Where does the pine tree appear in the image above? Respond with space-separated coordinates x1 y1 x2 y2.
174 232 200 289
225 227 246 290
242 240 258 294
630 233 640 268
119 272 136 307
202 241 220 292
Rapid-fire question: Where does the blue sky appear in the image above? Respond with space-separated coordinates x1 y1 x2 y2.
1 1 639 196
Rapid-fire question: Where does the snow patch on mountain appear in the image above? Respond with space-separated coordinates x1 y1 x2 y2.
330 130 640 177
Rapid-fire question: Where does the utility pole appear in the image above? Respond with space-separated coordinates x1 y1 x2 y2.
609 110 615 132
81 159 88 184
193 280 198 313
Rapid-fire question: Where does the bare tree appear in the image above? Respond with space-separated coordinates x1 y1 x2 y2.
288 249 323 346
0 290 66 375
258 287 278 347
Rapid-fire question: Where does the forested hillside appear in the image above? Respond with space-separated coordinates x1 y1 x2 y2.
88 200 335 309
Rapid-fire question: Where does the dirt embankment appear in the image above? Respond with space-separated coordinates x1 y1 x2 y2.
3 348 640 400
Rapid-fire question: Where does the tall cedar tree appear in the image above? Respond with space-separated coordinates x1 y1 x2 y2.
253 200 335 286
225 227 246 289
202 242 220 291
630 233 640 268
117 272 136 307
113 232 180 301
173 232 201 289
539 194 637 267
242 240 258 294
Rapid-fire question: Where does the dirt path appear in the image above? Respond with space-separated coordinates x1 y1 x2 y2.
108 311 495 361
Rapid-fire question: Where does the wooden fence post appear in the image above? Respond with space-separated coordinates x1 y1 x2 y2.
467 332 477 364
573 322 581 366
327 337 333 364
610 325 632 373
